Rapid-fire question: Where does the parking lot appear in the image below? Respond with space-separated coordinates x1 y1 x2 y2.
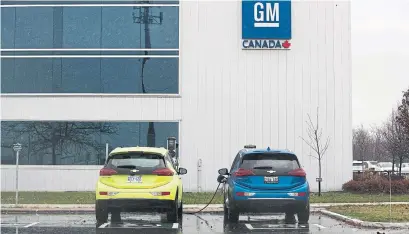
1 212 406 234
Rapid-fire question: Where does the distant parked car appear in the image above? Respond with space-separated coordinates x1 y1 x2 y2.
377 162 393 173
363 161 382 172
352 160 363 172
395 163 409 174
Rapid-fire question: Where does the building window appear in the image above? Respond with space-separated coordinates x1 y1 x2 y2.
1 121 179 165
1 58 178 93
0 1 179 94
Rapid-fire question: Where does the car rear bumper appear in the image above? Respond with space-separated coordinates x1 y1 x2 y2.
97 199 174 212
232 198 308 213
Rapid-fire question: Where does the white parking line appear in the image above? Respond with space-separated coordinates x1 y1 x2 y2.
98 222 109 228
245 223 313 230
24 222 39 228
172 223 179 229
314 224 326 229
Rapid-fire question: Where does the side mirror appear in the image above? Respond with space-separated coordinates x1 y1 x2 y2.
178 167 187 175
217 174 227 183
218 168 228 175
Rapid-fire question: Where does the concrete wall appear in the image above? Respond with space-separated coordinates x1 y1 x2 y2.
1 0 352 192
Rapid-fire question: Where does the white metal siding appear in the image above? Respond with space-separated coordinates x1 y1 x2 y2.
1 95 182 121
0 0 352 192
1 165 100 191
178 0 352 192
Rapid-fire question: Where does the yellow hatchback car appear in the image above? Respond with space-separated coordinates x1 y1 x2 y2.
95 146 187 225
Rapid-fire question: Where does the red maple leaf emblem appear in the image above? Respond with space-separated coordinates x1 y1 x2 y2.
282 40 291 49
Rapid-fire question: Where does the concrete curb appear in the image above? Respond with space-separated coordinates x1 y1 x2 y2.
2 202 409 216
2 202 408 209
0 204 224 214
319 210 409 229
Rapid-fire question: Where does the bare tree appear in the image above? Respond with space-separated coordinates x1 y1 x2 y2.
353 125 372 171
396 88 409 170
382 110 407 175
300 107 330 196
396 88 409 135
2 122 118 165
371 125 392 162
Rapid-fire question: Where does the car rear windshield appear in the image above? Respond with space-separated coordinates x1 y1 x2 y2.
353 163 362 166
240 153 300 173
107 153 166 169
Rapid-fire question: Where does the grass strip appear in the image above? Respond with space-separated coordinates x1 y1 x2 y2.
1 192 408 205
327 205 409 222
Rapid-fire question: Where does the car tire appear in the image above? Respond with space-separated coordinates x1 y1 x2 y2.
226 204 239 223
297 204 310 224
223 202 228 221
111 208 121 223
178 199 183 218
167 197 179 223
95 200 108 226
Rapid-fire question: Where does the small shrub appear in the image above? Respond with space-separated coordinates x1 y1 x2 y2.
343 175 409 194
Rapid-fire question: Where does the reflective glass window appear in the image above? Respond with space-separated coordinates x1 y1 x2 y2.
1 121 179 165
1 58 178 93
1 6 179 49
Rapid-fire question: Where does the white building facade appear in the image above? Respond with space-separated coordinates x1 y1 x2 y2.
1 0 352 192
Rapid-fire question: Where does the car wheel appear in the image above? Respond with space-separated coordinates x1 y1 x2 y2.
284 212 296 223
111 208 122 223
95 200 108 226
223 202 228 221
167 197 179 223
227 204 239 223
178 199 183 218
297 204 310 224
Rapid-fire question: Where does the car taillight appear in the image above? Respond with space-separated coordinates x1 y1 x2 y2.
234 168 254 176
153 168 174 176
288 192 306 197
236 192 255 196
151 192 171 196
288 168 306 177
100 168 117 176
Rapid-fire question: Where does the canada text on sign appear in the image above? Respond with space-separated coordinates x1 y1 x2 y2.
241 0 292 50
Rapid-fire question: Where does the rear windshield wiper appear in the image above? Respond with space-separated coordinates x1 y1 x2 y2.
253 166 273 169
117 165 137 169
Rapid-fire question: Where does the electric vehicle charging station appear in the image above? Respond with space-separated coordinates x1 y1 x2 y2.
167 137 179 168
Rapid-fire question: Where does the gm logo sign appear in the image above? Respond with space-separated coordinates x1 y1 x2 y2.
253 2 280 28
242 0 292 50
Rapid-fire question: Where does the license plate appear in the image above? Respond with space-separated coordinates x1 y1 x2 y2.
128 175 142 183
264 176 279 183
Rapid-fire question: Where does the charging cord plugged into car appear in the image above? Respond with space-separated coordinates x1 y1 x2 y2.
183 174 228 214
183 182 223 214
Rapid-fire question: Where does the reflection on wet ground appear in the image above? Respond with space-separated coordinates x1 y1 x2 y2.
0 212 406 234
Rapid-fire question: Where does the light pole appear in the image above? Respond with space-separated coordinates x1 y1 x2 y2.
13 143 22 207
133 2 163 147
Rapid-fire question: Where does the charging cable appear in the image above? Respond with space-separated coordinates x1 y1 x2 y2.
183 182 222 214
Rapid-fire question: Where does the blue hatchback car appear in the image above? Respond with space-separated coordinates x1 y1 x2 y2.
217 145 310 223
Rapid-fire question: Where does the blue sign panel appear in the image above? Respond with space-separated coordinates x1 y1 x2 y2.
242 0 292 49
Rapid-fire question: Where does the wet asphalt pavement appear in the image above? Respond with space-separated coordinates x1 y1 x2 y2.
1 212 407 234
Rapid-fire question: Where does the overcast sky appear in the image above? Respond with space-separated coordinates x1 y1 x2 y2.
352 0 409 128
